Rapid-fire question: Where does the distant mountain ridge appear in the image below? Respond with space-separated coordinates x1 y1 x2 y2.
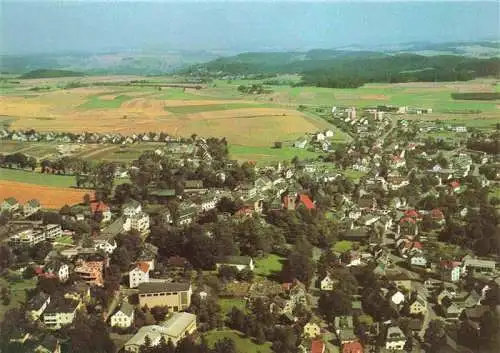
1 41 498 76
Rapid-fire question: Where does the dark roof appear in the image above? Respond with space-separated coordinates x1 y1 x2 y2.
217 256 252 266
44 298 80 314
27 292 50 311
37 335 59 352
167 256 188 267
138 281 191 294
149 189 176 197
118 301 134 317
341 228 369 239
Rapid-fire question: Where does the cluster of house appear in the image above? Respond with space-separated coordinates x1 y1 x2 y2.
294 129 336 151
0 129 175 145
1 197 41 216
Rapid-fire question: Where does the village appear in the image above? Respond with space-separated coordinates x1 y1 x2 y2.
0 103 499 353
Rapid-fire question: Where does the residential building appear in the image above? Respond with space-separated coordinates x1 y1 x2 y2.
122 200 142 218
440 261 462 282
303 322 321 339
2 197 19 212
462 257 496 275
129 262 150 288
110 301 135 328
34 335 61 353
320 275 338 291
94 235 118 254
410 255 428 267
408 295 427 315
138 282 192 311
124 312 197 352
44 262 70 282
389 291 405 306
216 256 254 271
385 326 406 351
89 201 112 223
27 292 51 320
9 227 46 247
43 224 62 240
24 199 41 216
342 341 363 353
74 260 104 286
43 299 81 330
124 212 150 234
310 340 326 353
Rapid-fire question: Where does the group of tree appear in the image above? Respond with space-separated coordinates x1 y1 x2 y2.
0 152 37 170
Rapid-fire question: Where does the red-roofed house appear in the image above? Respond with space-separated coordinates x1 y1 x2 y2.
440 260 461 282
342 341 363 353
404 209 421 219
391 155 406 168
311 340 326 353
282 193 315 210
431 208 445 223
399 217 416 225
89 201 112 223
450 180 461 193
298 194 315 210
129 262 150 288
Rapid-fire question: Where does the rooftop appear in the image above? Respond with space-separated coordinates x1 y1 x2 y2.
160 312 197 338
138 281 191 294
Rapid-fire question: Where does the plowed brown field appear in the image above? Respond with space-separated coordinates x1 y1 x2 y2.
0 181 92 209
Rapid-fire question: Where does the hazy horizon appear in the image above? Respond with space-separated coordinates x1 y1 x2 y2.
1 1 498 55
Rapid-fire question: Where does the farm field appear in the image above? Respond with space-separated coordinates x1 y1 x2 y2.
0 180 91 209
203 329 272 353
229 145 321 163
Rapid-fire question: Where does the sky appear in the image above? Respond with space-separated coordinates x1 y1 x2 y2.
1 1 498 54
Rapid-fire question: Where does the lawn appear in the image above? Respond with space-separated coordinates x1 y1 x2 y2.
0 167 76 187
218 298 247 315
254 254 285 277
203 329 272 353
229 145 321 164
332 240 354 253
78 94 132 109
0 277 37 321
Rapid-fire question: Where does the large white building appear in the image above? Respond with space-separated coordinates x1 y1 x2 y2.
124 212 150 235
124 312 197 352
9 224 62 247
43 299 81 330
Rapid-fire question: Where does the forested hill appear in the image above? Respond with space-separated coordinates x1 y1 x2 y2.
185 51 500 88
19 69 85 79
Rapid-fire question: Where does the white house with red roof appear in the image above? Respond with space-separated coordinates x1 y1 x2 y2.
129 262 150 288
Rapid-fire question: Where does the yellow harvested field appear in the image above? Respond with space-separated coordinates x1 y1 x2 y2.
0 181 91 209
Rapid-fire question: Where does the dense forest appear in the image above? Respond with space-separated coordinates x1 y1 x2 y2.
187 51 500 88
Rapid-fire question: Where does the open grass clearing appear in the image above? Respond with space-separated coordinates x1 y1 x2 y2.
78 94 132 109
0 277 37 322
218 298 247 315
254 254 285 277
0 168 76 187
332 240 354 253
203 329 272 353
229 145 321 164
